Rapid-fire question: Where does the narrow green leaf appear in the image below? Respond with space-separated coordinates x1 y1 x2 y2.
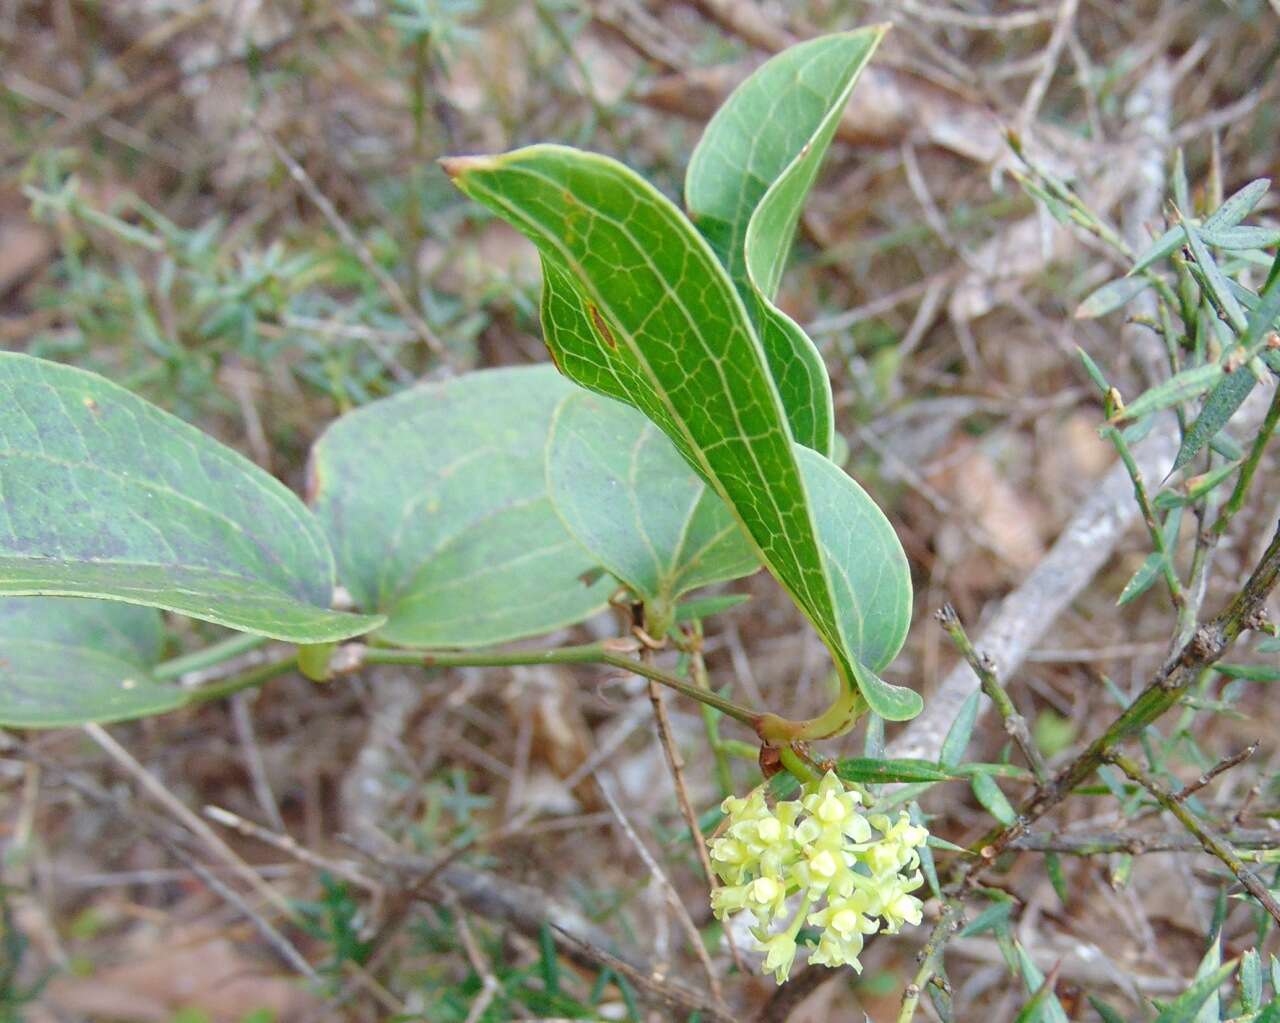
1184 223 1248 332
0 596 183 727
1086 995 1128 1023
1241 948 1262 1013
1200 224 1280 249
1077 347 1111 394
1236 251 1280 352
1075 276 1149 319
1210 432 1246 460
447 146 918 718
686 29 886 453
951 762 1034 780
836 758 957 784
958 899 1014 938
1131 179 1270 274
310 366 615 647
1157 458 1242 510
1013 968 1059 1023
939 689 981 768
1192 938 1221 1023
0 353 380 643
1172 149 1190 211
675 593 751 622
1044 851 1068 905
1117 551 1164 606
972 773 1016 825
1171 370 1256 473
545 391 758 607
1117 362 1223 423
1151 959 1236 1023
1015 945 1069 1023
1214 663 1280 682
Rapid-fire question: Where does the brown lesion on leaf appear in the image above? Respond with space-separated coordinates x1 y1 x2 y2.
587 303 617 350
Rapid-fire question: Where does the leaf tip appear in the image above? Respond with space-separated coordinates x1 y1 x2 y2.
439 154 498 182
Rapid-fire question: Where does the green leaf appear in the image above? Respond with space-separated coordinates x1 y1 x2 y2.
1156 459 1242 509
1192 938 1221 1023
0 353 380 643
959 899 1013 938
1172 370 1257 475
545 391 758 607
0 596 183 727
1117 552 1163 607
1015 945 1069 1023
1013 968 1060 1023
939 689 980 768
1086 995 1128 1023
1200 224 1280 249
446 145 918 718
1044 851 1068 904
674 593 751 622
1184 224 1248 332
799 446 914 701
1152 962 1239 1023
1117 362 1223 424
310 366 615 648
835 758 957 784
1214 663 1280 682
1076 347 1111 394
1075 276 1149 319
685 28 885 453
1241 948 1262 1014
1151 958 1236 1023
1131 179 1270 274
972 772 1016 825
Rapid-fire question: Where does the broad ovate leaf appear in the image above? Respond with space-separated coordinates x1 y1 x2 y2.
309 365 614 647
546 391 758 609
0 596 182 727
0 353 381 642
446 145 918 718
686 28 885 454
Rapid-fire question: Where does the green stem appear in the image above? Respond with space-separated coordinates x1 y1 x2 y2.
1109 752 1280 925
778 746 821 785
966 519 1280 862
1102 423 1185 610
896 900 962 1023
153 633 270 681
683 624 735 797
756 678 867 745
183 656 299 705
936 606 1049 784
358 642 765 729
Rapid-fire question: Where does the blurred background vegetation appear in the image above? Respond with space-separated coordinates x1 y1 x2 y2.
2 1 1279 1020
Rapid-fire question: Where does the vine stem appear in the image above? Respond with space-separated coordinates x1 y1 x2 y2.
348 641 772 731
1107 752 1280 925
153 632 269 680
896 901 962 1023
935 605 1048 784
969 517 1280 863
184 656 299 705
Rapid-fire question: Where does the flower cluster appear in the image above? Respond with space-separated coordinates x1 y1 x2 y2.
709 771 929 983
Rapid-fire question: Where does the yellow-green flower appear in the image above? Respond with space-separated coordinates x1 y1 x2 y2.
708 770 930 984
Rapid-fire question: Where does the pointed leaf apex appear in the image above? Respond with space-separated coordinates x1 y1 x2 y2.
439 154 498 180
